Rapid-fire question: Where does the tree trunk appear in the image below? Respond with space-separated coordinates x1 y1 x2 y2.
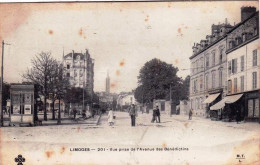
52 99 55 120
44 95 47 121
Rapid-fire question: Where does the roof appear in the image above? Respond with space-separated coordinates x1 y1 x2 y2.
227 11 259 34
189 10 258 60
64 52 86 60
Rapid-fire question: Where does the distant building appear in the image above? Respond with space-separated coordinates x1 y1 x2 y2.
117 93 135 106
63 49 94 95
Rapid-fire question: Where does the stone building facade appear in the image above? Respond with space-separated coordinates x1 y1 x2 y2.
189 21 233 117
63 49 94 95
225 9 259 122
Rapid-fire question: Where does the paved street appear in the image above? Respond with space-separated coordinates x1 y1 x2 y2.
0 111 259 165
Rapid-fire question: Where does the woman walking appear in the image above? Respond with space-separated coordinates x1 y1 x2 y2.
108 108 114 126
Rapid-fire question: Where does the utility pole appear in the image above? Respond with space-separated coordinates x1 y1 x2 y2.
0 40 10 127
82 57 86 112
0 41 4 127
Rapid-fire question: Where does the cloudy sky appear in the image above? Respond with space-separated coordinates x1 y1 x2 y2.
0 1 258 93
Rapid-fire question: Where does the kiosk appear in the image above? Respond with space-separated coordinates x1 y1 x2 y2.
10 83 35 126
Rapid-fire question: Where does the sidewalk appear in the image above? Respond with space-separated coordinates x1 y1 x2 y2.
3 114 101 127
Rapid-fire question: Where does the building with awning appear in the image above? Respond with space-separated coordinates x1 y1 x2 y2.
226 8 259 123
210 94 243 110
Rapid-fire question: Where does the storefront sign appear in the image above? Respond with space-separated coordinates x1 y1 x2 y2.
13 105 20 114
24 105 32 114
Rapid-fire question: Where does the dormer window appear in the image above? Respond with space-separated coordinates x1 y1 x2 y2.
254 27 257 36
242 33 246 42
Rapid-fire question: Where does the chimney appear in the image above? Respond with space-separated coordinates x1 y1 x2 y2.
72 50 74 60
225 18 228 25
241 6 256 22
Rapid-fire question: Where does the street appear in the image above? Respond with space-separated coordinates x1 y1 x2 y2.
0 111 259 165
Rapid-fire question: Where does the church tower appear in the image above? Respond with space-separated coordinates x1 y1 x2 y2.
105 70 110 94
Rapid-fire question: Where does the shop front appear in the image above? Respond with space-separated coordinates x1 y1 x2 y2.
203 92 221 119
210 94 244 122
244 90 259 123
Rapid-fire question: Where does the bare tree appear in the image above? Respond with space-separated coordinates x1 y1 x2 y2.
23 52 56 121
49 61 70 120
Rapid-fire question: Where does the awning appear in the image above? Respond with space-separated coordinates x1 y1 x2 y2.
225 94 243 104
210 94 243 110
203 93 220 104
210 98 226 110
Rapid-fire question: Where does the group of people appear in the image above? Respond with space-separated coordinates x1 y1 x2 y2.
107 104 162 127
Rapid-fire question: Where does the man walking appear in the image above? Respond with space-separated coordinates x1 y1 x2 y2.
155 106 161 123
189 108 193 120
129 104 137 127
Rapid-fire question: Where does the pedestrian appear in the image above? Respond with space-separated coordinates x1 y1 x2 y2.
155 106 161 123
151 108 156 123
108 108 114 126
236 109 241 124
189 108 193 120
73 108 77 120
129 104 137 127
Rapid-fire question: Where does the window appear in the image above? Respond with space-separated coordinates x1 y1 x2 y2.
205 74 209 90
66 73 70 77
212 52 215 66
228 80 232 94
232 59 237 74
212 71 215 89
242 33 246 42
254 27 258 36
240 56 244 71
248 99 259 118
228 61 232 75
206 55 209 69
67 64 70 69
253 50 257 66
219 69 222 87
219 49 223 63
200 76 203 90
240 76 244 92
252 72 257 89
234 78 237 93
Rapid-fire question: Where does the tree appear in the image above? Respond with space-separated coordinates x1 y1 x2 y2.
135 58 182 104
53 63 70 124
49 62 70 120
180 75 190 100
23 52 56 121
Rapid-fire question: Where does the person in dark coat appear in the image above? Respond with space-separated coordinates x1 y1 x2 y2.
129 104 137 126
155 106 161 123
236 109 241 124
73 108 77 120
189 108 193 120
151 108 157 123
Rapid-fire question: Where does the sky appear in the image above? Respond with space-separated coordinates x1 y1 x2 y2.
0 1 258 93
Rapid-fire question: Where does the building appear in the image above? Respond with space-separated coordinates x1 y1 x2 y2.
211 8 259 122
63 49 94 95
117 93 136 110
189 19 233 117
106 71 110 94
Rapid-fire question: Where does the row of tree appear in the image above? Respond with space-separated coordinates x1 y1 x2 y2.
22 52 96 121
134 58 190 105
